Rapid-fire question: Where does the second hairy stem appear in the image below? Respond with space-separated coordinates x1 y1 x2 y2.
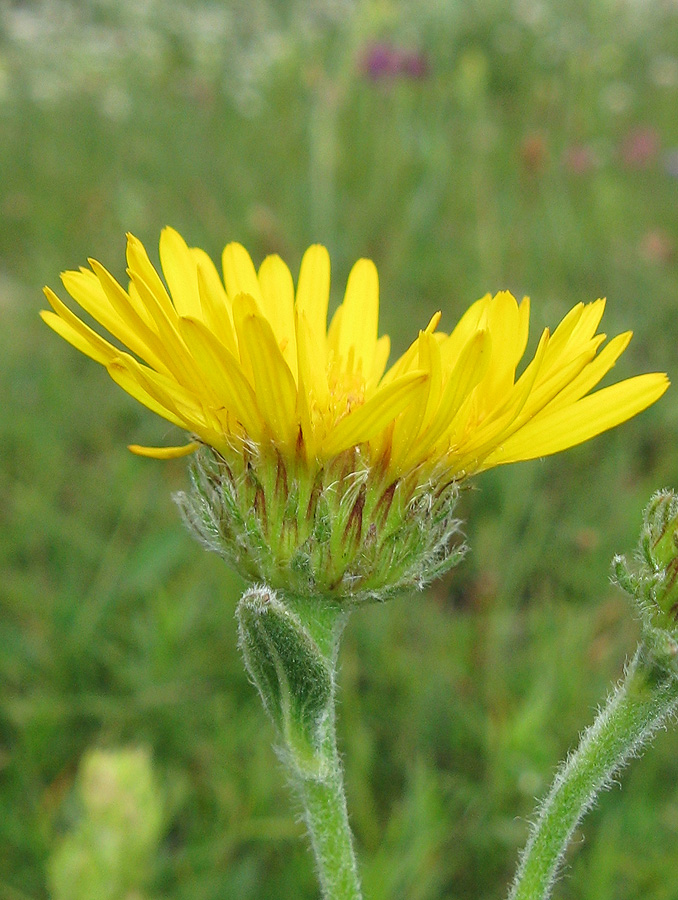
509 644 678 900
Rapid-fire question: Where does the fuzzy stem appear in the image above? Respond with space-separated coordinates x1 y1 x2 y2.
295 721 362 900
237 589 362 900
509 646 678 900
284 596 362 900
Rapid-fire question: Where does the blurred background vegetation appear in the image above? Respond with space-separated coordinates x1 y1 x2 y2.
3 0 678 897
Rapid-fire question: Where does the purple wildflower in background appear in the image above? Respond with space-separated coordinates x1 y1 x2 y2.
399 48 429 78
361 41 429 81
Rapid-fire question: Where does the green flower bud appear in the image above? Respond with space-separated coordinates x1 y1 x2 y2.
237 587 337 777
176 445 465 605
613 490 678 673
643 490 678 582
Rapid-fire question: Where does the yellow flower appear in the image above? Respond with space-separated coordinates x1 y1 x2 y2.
42 228 668 481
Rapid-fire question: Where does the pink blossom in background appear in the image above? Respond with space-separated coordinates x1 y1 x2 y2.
639 229 674 265
563 144 600 175
620 126 660 169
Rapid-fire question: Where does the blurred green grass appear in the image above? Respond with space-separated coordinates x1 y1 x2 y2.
3 1 678 898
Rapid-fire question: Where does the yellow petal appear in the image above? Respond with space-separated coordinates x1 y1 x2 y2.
192 249 239 356
327 304 343 356
41 291 120 366
366 334 391 392
296 307 330 410
116 353 208 419
127 233 172 311
541 302 585 354
129 441 200 459
439 294 492 371
158 227 202 318
322 372 428 457
517 296 530 355
476 292 525 407
449 329 553 471
178 315 264 439
418 330 443 426
567 298 606 347
389 332 440 468
480 373 669 468
258 254 298 380
294 362 315 462
222 242 262 305
106 358 189 429
126 269 217 399
543 299 606 370
542 332 632 413
126 280 157 329
511 335 603 424
399 329 492 470
380 312 441 386
61 267 168 373
238 312 299 444
126 232 176 318
332 258 379 377
89 258 182 376
231 291 260 383
296 244 330 356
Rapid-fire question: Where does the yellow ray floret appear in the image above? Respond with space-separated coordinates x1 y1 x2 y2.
41 229 669 479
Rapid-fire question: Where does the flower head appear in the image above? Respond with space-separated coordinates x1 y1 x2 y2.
42 228 667 479
42 230 668 600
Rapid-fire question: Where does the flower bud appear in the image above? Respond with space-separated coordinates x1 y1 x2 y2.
614 491 678 655
237 586 336 777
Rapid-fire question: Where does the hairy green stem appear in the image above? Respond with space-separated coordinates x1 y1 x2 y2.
509 646 678 900
296 722 362 900
286 596 362 900
237 589 362 900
